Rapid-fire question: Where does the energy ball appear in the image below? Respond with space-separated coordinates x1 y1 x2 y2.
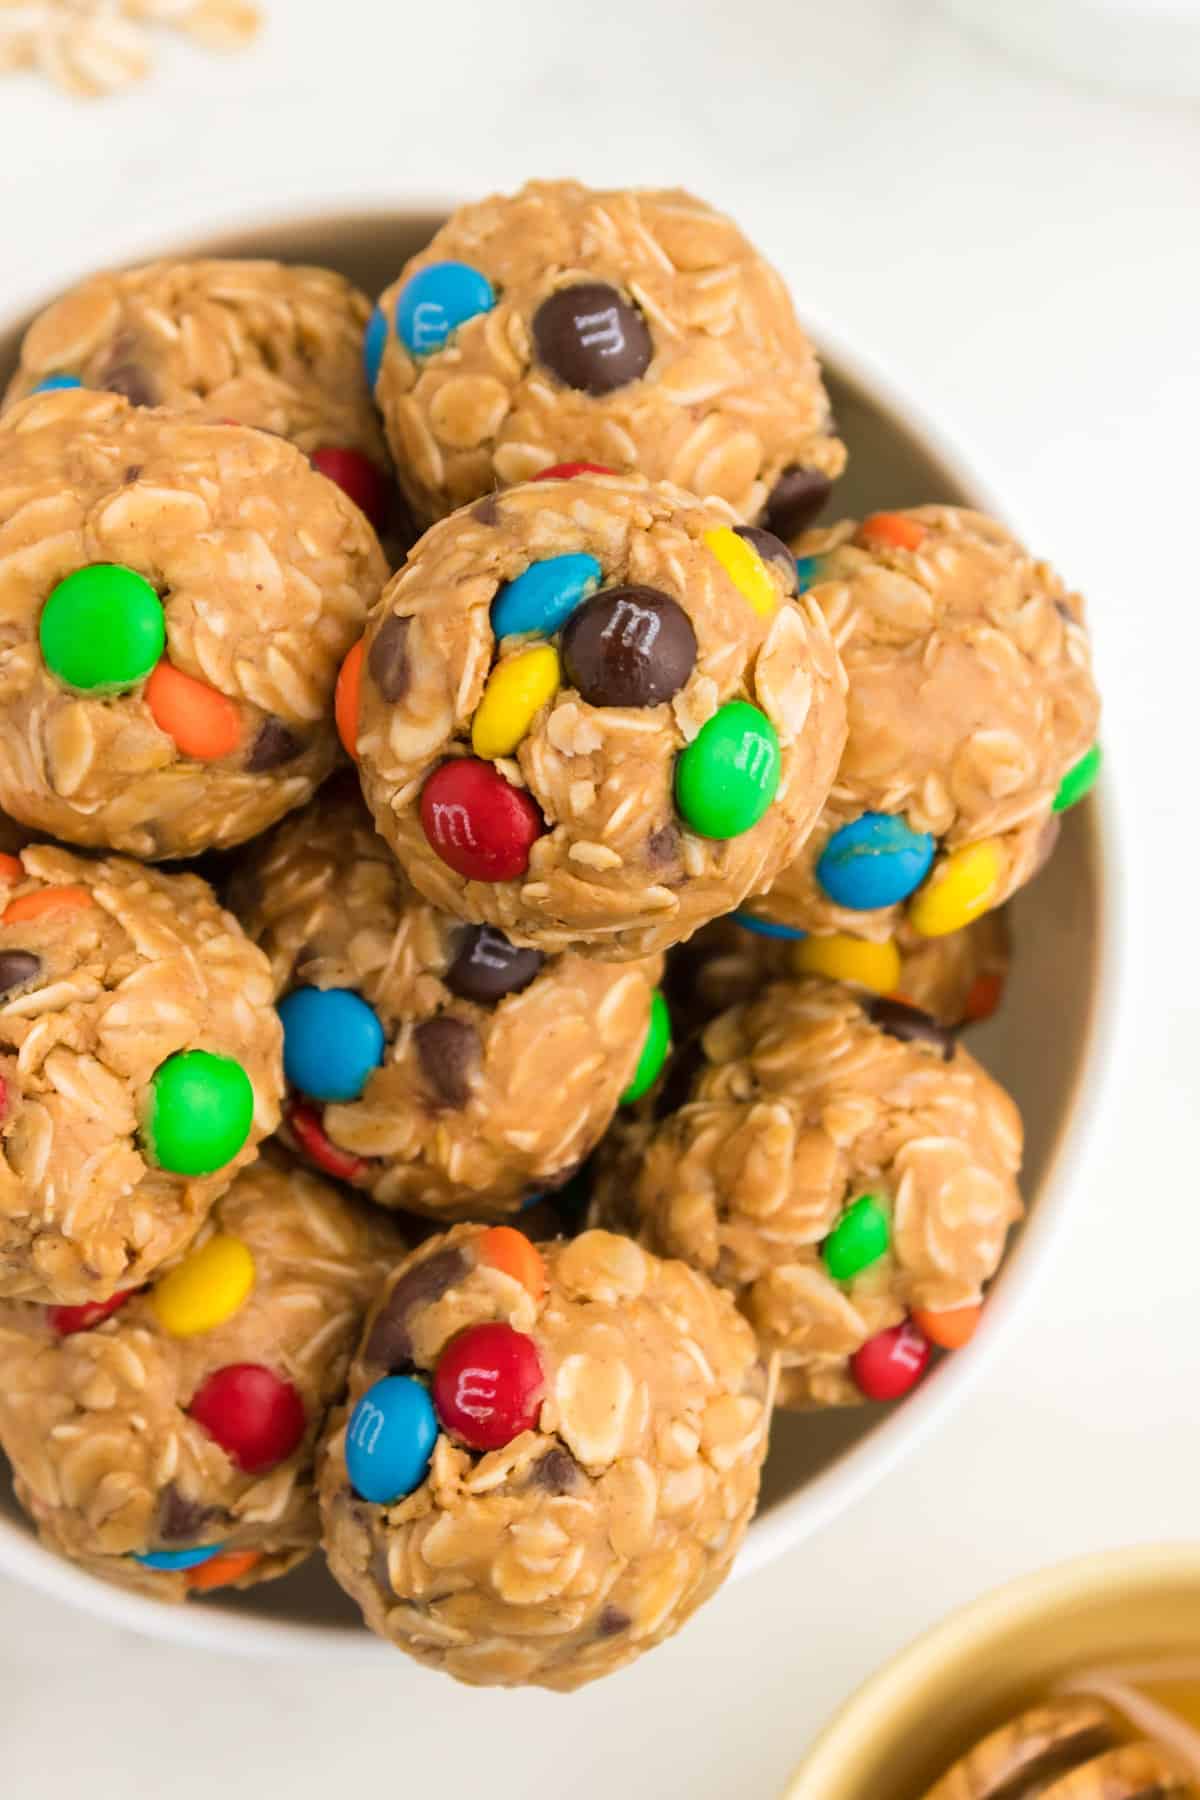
318 1223 772 1690
2 258 393 533
0 388 387 858
591 978 1023 1410
0 1156 400 1602
665 907 1010 1040
228 780 666 1217
0 844 282 1304
740 507 1100 940
344 469 846 959
368 180 845 528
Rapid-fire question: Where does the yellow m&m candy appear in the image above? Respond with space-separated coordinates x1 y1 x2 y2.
150 1234 256 1338
702 527 777 618
908 839 1006 938
791 933 902 995
472 644 560 759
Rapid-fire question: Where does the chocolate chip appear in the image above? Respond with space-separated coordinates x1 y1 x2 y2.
158 1483 221 1542
103 364 157 407
531 1447 582 1494
532 283 652 395
562 586 696 709
444 925 544 1004
123 464 143 484
596 1606 630 1637
471 494 501 526
733 525 799 595
414 1015 478 1109
246 717 302 771
867 997 955 1062
1054 598 1077 624
646 824 681 867
0 951 41 999
367 614 412 703
764 466 834 539
364 1246 469 1370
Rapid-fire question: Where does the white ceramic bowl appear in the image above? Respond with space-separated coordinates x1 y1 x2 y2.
0 207 1125 1657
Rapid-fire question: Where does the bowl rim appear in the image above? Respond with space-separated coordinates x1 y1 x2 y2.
0 200 1130 1658
784 1542 1200 1797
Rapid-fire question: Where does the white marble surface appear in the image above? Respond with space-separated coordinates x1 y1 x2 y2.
0 3 1197 1792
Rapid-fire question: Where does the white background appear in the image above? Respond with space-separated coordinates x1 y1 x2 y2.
1 2 1198 1793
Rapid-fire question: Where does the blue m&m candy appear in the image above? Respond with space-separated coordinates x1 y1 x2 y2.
396 263 496 357
30 373 82 395
731 911 807 941
794 555 823 593
491 553 603 640
363 306 388 389
816 813 936 910
133 1543 225 1571
278 986 385 1103
346 1375 438 1505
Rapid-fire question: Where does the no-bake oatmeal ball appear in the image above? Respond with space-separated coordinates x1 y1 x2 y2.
591 978 1023 1410
739 507 1100 941
0 844 282 1304
318 1223 772 1689
666 906 1010 1040
0 1156 400 1601
0 387 387 858
342 469 846 958
228 779 666 1217
367 179 845 529
2 259 392 530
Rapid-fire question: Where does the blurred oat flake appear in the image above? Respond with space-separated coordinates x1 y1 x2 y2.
0 0 260 96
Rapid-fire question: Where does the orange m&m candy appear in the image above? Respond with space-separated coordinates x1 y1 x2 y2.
3 886 93 924
335 639 364 761
478 1226 545 1301
186 1549 262 1592
912 1304 982 1350
145 662 241 762
859 512 927 552
0 855 23 885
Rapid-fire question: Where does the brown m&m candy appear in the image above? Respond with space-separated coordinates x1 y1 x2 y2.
560 586 697 708
733 525 800 594
444 926 544 1003
531 281 654 395
763 464 835 538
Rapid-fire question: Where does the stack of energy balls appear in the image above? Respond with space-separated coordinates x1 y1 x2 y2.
0 181 1100 1690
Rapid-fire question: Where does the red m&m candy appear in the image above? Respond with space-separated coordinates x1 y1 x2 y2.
850 1320 931 1402
286 1099 369 1182
189 1363 307 1474
420 759 545 883
311 447 391 533
533 462 618 481
432 1322 543 1450
48 1289 135 1337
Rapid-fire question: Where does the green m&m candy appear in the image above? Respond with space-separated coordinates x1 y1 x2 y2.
1052 742 1101 813
147 1050 254 1176
674 701 780 839
39 563 164 692
621 990 672 1105
822 1193 890 1282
